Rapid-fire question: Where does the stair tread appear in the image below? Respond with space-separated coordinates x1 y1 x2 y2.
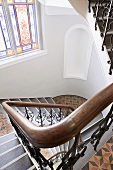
0 137 20 154
38 98 50 112
0 153 33 170
0 144 25 167
81 113 103 133
45 97 59 112
27 165 37 170
0 132 16 144
81 122 101 141
81 117 103 133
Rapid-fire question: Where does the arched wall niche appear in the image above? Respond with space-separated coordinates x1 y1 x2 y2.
64 24 93 80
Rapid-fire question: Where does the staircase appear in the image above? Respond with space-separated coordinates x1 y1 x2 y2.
0 132 36 170
0 96 103 169
89 0 113 75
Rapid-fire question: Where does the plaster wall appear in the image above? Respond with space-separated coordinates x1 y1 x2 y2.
0 8 107 102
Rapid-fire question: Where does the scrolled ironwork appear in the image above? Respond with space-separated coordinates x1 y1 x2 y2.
24 107 34 122
57 134 87 170
90 104 113 151
10 114 87 170
2 84 113 169
89 0 113 75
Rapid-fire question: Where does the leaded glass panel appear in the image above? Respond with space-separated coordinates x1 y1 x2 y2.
8 0 39 54
0 1 14 59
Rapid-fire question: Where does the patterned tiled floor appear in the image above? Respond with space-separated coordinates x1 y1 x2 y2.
53 95 86 110
0 113 13 136
82 136 113 170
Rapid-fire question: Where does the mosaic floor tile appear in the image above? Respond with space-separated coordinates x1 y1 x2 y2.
82 136 113 170
53 95 86 110
0 113 14 136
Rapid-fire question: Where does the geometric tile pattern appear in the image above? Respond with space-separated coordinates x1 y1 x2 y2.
53 95 87 110
82 136 113 170
0 113 14 136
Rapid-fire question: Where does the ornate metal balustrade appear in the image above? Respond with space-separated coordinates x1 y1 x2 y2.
88 0 113 75
90 104 113 150
2 83 113 169
3 102 87 170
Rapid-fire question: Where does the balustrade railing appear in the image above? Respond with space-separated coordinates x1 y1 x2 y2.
88 0 113 75
2 83 113 169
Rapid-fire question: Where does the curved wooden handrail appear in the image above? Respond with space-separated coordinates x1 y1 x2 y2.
2 83 113 148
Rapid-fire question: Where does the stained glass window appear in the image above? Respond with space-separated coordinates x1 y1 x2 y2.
0 0 14 59
8 0 39 54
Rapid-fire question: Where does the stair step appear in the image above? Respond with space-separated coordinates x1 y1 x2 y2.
106 31 113 35
7 99 19 113
0 137 20 154
20 98 39 117
0 153 33 170
9 99 25 115
29 98 40 103
104 34 112 49
0 144 25 167
28 165 37 170
81 121 101 142
96 18 113 33
45 97 59 113
81 113 103 133
0 132 16 145
38 98 50 112
30 98 56 126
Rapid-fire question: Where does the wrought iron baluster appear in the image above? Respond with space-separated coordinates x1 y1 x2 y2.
88 0 91 13
35 108 46 127
57 134 87 170
25 107 30 119
102 0 113 50
50 108 53 125
101 2 110 36
33 148 54 170
56 108 63 122
90 104 113 150
24 107 34 121
39 107 43 127
107 35 113 74
94 0 100 30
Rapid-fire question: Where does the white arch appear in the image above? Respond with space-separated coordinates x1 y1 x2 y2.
64 24 93 80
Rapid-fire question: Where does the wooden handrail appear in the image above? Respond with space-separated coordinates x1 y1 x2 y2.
2 83 113 148
4 101 75 111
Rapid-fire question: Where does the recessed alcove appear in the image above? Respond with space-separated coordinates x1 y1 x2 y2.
64 25 93 80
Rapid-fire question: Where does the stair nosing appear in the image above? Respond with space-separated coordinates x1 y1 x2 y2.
0 137 18 147
106 31 113 35
0 153 27 170
0 132 15 140
83 136 90 142
81 117 103 133
27 165 36 170
0 144 22 156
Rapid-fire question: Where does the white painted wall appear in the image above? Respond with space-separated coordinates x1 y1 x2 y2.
0 5 107 102
64 25 93 80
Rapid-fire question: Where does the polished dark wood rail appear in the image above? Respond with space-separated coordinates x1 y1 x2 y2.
2 83 113 148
